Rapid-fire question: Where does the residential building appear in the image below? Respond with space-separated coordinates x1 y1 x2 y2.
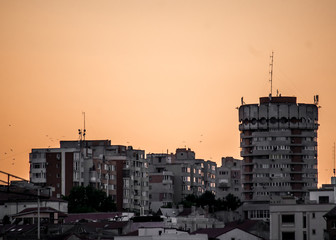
149 171 174 212
114 228 208 240
239 95 319 219
0 182 67 223
216 157 242 200
323 206 336 240
204 160 217 194
270 196 334 240
29 140 149 213
193 219 269 240
147 149 217 208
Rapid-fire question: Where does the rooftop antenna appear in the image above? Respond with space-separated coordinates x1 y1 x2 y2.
82 112 86 141
333 143 335 177
269 51 274 96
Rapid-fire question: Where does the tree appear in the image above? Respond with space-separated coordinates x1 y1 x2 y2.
2 215 10 225
64 186 116 213
224 193 241 211
179 192 242 212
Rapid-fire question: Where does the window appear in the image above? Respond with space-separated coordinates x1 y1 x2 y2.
319 196 329 204
33 163 41 169
312 213 316 219
332 221 336 229
282 232 295 240
282 215 295 225
312 229 316 235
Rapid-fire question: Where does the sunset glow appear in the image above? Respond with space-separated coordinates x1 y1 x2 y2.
1 0 336 186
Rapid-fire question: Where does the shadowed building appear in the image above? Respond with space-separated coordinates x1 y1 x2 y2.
239 95 319 219
29 140 149 214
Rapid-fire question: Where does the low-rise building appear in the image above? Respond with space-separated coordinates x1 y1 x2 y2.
193 220 269 240
114 227 208 240
270 196 335 240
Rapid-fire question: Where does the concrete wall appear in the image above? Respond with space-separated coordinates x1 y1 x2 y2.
270 203 334 240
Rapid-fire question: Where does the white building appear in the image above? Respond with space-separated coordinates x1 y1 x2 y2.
270 196 335 240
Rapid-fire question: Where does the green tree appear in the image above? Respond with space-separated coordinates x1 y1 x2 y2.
224 193 241 211
180 192 242 212
64 186 116 213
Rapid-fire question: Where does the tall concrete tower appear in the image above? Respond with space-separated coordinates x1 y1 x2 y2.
239 96 319 219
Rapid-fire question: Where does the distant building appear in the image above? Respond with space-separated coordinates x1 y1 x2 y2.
239 96 319 219
149 170 174 212
29 140 149 214
147 148 217 210
216 157 242 200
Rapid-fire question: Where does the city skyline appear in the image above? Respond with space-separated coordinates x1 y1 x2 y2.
1 1 336 185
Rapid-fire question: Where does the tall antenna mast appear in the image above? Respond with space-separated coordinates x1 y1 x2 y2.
269 51 274 96
333 142 335 177
83 112 86 141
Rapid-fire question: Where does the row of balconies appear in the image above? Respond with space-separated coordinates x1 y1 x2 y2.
240 131 317 139
239 122 318 131
241 151 316 157
240 140 317 148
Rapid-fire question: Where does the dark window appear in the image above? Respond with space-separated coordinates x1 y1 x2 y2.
319 196 329 203
282 232 295 240
332 221 336 229
282 215 295 224
312 229 316 235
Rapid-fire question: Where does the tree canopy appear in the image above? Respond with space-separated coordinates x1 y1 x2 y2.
63 186 116 213
180 191 241 212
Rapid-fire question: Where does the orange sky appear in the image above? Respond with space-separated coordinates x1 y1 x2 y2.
1 0 336 186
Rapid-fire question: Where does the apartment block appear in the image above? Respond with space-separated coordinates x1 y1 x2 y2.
147 149 217 209
239 96 319 219
29 140 149 213
216 157 242 199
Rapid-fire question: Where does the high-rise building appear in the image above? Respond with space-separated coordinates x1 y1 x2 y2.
29 140 149 214
239 96 319 219
147 148 217 210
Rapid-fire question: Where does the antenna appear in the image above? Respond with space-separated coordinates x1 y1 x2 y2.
82 112 86 141
333 143 335 177
269 51 274 96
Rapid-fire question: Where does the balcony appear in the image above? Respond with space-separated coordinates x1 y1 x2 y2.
162 179 173 185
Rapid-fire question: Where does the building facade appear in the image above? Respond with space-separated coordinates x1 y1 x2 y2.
147 149 217 210
239 96 319 219
216 157 242 200
270 197 334 240
29 140 149 213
